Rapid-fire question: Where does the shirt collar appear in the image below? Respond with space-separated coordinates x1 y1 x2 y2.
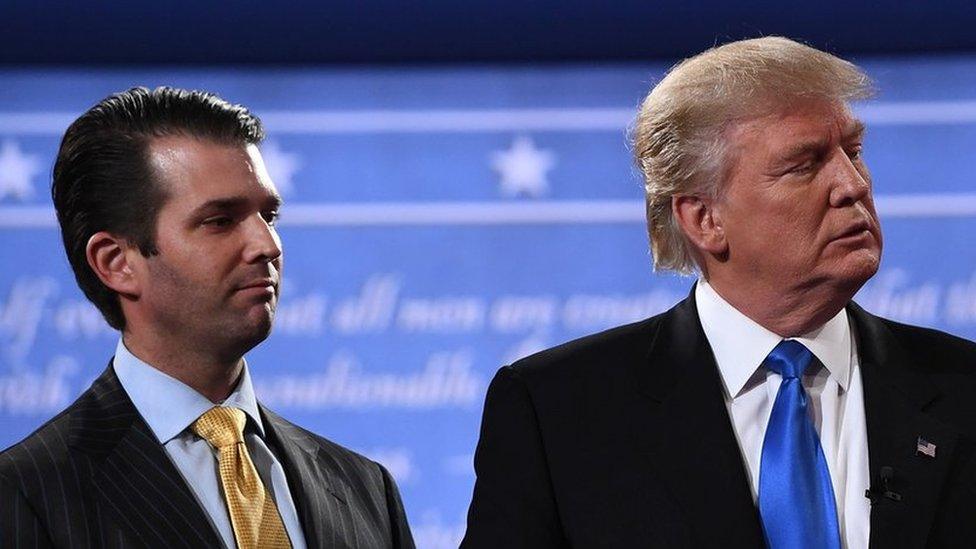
113 338 265 444
695 280 852 399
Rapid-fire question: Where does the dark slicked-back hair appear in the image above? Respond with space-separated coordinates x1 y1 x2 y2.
52 86 265 330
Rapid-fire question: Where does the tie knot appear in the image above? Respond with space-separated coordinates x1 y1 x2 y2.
764 340 813 379
191 406 246 449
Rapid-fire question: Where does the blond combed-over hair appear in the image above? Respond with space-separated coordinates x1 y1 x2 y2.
631 36 874 274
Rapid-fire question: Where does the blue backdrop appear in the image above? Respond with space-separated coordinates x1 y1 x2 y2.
2 57 976 547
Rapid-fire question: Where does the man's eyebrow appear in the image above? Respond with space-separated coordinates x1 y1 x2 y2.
191 196 249 215
845 119 867 141
776 120 867 162
778 138 829 162
190 194 283 216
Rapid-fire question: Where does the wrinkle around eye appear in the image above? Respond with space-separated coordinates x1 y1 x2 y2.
780 160 818 178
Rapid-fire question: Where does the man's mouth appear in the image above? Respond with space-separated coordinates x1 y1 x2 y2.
833 221 873 242
236 278 278 295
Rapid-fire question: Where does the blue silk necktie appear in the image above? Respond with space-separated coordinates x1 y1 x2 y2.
758 340 841 549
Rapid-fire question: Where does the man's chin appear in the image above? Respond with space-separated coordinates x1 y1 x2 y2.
247 309 275 339
833 248 882 291
227 307 276 351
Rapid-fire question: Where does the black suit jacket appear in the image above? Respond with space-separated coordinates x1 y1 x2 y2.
462 294 976 548
0 365 415 549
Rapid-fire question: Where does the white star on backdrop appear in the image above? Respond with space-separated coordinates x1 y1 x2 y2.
490 135 556 198
261 140 302 197
0 140 42 202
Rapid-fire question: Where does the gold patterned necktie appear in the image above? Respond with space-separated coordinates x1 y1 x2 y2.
191 406 291 549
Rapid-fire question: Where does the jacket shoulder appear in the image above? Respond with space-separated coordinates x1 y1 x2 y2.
856 305 976 371
0 405 76 489
881 318 976 359
510 313 663 379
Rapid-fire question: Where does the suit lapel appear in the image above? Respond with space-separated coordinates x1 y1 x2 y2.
849 304 959 549
632 294 766 546
261 406 352 549
71 365 223 549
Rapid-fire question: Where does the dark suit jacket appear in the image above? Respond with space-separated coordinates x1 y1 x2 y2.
0 364 415 549
462 294 976 548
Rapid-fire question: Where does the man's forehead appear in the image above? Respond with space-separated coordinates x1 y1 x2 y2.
146 136 279 206
148 136 267 180
147 135 251 167
729 100 864 145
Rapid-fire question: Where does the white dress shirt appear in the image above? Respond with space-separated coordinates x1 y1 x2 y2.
695 280 870 549
113 339 307 549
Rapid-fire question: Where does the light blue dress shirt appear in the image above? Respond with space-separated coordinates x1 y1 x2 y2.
113 339 308 549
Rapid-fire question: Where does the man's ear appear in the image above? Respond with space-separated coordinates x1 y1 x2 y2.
672 194 728 256
85 232 142 298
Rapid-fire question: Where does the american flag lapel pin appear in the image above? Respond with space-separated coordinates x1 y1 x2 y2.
916 437 937 458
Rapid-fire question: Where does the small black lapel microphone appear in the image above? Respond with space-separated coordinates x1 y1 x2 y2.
864 466 902 503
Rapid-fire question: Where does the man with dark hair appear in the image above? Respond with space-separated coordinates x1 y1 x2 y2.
0 87 414 548
463 38 976 548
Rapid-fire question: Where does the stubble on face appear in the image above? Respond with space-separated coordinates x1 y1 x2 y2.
144 249 278 363
131 137 283 366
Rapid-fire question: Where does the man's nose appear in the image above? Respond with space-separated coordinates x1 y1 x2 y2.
828 150 871 207
242 214 282 264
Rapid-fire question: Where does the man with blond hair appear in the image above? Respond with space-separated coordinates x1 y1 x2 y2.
462 37 976 548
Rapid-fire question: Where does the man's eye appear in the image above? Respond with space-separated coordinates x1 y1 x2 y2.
847 146 863 161
262 211 280 226
789 162 815 175
203 216 233 227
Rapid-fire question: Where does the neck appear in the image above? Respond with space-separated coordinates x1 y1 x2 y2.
121 330 243 403
705 275 855 337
